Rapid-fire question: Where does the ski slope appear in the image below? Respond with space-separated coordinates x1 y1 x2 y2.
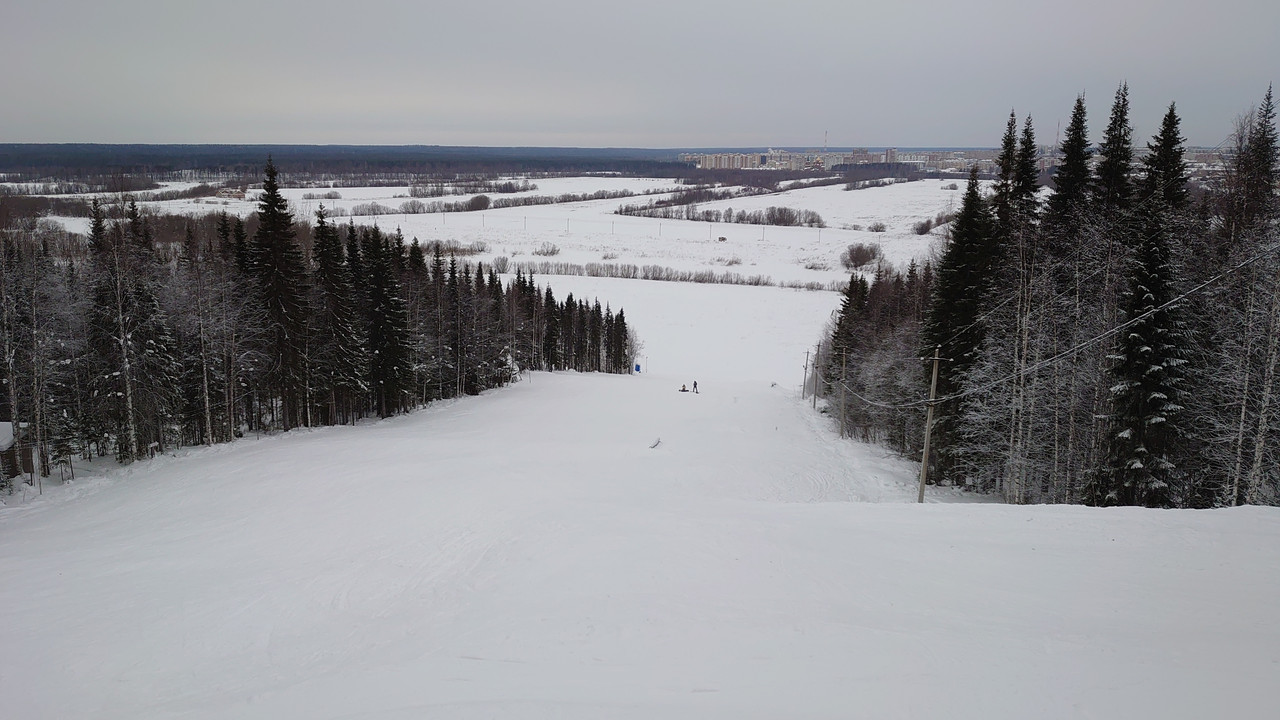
6 209 1280 719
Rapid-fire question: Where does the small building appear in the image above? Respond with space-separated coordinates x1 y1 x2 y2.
0 421 16 479
215 188 247 200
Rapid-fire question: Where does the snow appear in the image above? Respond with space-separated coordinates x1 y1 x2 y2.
44 177 968 285
6 176 1279 719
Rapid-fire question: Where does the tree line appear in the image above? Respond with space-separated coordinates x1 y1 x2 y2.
823 84 1279 507
0 159 636 489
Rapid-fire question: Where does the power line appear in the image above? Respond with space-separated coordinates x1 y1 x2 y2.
931 128 1237 353
831 237 1280 412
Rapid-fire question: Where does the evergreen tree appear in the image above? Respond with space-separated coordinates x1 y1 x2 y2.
993 111 1019 231
87 199 109 255
1015 115 1041 212
1096 83 1135 212
1140 103 1190 210
407 238 426 273
216 211 233 263
249 158 310 430
1246 85 1278 218
921 169 997 483
363 227 412 416
1088 206 1189 507
542 287 560 369
1047 95 1093 224
232 218 250 275
309 207 367 423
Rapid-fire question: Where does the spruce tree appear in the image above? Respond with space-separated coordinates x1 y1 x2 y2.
1089 206 1189 507
1096 83 1135 212
232 218 250 275
1246 85 1278 217
216 211 233 263
993 111 1019 231
87 199 109 255
921 168 997 483
542 286 560 370
1140 103 1190 210
363 227 411 416
249 158 310 430
1015 115 1041 212
309 207 367 423
1047 95 1093 224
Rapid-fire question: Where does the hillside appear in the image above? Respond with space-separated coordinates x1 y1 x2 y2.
3 182 1278 719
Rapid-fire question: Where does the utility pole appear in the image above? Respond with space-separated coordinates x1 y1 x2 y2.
812 342 822 410
803 349 810 401
917 346 942 504
839 351 846 438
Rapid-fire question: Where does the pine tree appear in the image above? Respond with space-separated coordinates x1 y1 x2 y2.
249 158 311 430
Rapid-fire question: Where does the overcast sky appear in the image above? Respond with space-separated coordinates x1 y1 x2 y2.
3 0 1277 149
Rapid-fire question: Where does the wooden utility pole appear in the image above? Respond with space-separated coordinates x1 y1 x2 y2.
917 346 942 504
839 351 846 438
812 342 821 409
803 349 810 400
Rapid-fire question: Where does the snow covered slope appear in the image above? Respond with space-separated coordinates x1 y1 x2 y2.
5 223 1279 719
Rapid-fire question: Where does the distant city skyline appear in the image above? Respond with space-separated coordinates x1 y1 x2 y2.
3 1 1277 149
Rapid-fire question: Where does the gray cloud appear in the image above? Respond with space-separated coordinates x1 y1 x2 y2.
2 0 1277 147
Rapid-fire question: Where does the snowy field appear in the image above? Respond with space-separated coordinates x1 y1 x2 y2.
48 177 965 285
7 177 1280 719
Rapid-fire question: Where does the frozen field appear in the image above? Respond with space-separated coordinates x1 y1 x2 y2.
7 179 1279 719
49 176 967 285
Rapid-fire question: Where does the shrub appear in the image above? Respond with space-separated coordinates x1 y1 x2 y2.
350 202 395 216
840 242 882 270
467 194 491 211
422 240 488 256
912 218 934 235
532 242 560 256
491 256 510 273
944 183 959 190
867 222 887 233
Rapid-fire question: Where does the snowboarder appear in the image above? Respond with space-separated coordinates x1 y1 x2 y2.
680 384 689 392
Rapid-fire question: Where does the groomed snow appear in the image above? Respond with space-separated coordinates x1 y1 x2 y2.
7 181 1279 719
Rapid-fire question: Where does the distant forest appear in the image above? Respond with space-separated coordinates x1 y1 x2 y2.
0 160 637 487
0 144 690 178
821 84 1279 508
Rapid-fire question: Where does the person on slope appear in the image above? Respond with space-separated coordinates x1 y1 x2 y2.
680 384 689 392
693 381 698 394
